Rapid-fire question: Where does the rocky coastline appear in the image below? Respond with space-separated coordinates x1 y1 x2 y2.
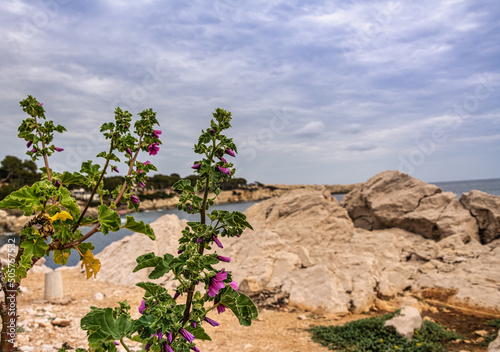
0 183 360 235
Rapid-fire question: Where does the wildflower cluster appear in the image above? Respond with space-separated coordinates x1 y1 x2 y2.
80 108 258 351
0 96 160 352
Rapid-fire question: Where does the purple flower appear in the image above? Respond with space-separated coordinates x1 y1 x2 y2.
55 180 61 188
197 237 203 243
192 346 200 352
230 280 238 291
126 147 132 155
219 156 227 164
225 148 236 157
179 328 195 343
166 345 173 352
173 291 180 299
114 341 120 346
144 160 151 165
140 181 146 188
148 143 160 155
191 163 201 169
145 343 151 350
217 255 231 263
112 166 119 173
208 269 228 297
217 304 227 314
192 322 197 328
153 129 162 139
26 141 32 148
204 316 220 327
139 300 146 314
216 166 231 176
178 249 184 254
131 194 140 204
39 102 43 106
54 147 64 152
29 148 37 153
157 331 163 340
209 128 215 133
213 235 223 249
167 332 173 344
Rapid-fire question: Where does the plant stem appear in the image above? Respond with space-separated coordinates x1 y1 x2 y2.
72 145 114 233
33 114 52 182
120 337 132 352
181 150 213 326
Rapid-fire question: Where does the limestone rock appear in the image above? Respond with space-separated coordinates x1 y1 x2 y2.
342 170 479 241
460 190 500 244
384 306 422 339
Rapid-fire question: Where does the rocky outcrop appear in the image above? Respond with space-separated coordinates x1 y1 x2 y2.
93 181 500 315
341 171 479 241
460 190 500 244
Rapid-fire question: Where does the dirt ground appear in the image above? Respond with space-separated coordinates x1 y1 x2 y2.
13 268 500 352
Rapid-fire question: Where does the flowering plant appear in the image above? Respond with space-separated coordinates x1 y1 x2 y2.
0 95 162 351
80 108 258 351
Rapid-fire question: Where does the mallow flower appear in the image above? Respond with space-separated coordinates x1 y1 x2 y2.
225 148 236 157
230 280 238 290
54 147 64 152
217 255 231 263
192 163 201 169
148 143 160 155
204 316 220 327
112 166 119 173
131 194 140 204
208 269 228 297
26 141 32 148
139 300 146 314
217 166 231 176
212 235 223 249
126 147 132 155
217 303 227 314
153 129 162 139
179 328 195 343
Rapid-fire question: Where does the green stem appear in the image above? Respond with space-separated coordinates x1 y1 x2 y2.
120 337 132 352
72 145 114 233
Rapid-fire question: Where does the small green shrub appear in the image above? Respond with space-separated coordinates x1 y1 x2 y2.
309 312 463 352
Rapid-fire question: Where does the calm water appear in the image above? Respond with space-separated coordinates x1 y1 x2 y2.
43 201 260 268
432 178 500 197
3 178 499 269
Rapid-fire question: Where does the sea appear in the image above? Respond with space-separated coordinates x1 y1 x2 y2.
2 178 499 269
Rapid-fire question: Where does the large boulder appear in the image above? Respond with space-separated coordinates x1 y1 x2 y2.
92 183 500 315
460 190 500 244
341 171 479 241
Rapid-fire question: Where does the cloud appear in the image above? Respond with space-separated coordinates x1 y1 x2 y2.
293 121 325 137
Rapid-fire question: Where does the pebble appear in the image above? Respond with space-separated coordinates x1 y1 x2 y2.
244 343 253 349
51 318 71 327
93 292 104 300
297 314 307 320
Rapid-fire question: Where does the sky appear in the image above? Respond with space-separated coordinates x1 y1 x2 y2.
1 0 499 185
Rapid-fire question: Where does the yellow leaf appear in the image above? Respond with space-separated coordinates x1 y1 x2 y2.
81 249 101 279
49 211 73 223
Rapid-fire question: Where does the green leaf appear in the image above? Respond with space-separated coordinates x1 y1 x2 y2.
124 216 155 240
53 249 70 265
80 307 133 344
136 282 168 297
60 171 86 186
148 253 174 280
96 151 107 158
132 252 161 272
192 326 212 341
0 184 40 215
58 186 80 216
220 290 258 327
20 238 49 258
98 205 121 235
80 160 101 177
233 211 253 230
